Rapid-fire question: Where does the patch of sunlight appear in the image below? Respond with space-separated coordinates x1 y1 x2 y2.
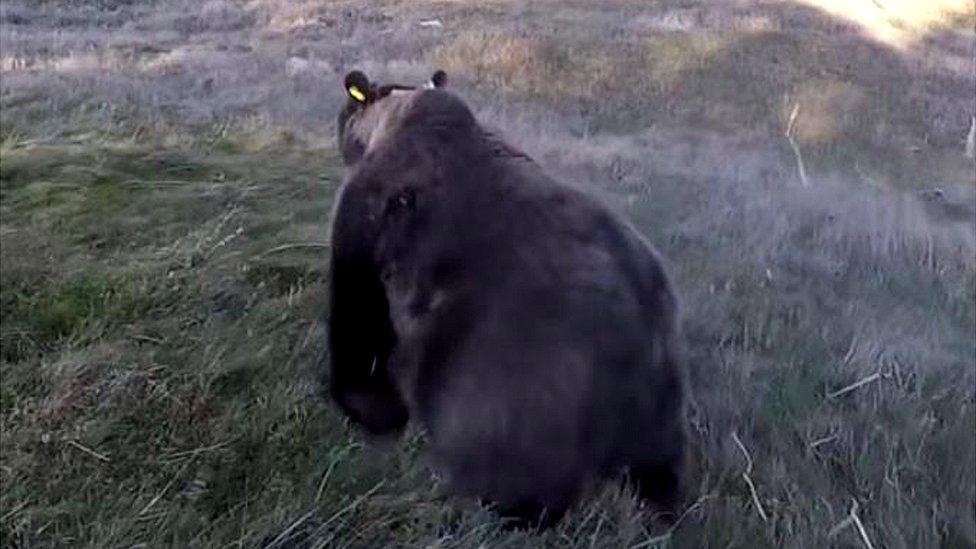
794 0 974 48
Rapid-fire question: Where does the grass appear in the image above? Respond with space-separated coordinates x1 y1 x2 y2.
2 0 975 547
0 137 348 546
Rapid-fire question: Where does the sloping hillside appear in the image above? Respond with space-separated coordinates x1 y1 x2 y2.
1 1 973 547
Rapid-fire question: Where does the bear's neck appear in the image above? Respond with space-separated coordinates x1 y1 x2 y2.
478 128 532 162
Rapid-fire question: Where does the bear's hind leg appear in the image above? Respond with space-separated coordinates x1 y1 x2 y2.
480 493 572 531
627 450 686 523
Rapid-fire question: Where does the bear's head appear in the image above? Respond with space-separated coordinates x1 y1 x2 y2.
337 69 450 166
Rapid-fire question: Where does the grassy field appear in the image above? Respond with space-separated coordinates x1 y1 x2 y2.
1 0 974 547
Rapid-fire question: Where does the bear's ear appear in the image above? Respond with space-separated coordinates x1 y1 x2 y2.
424 70 447 90
344 70 372 103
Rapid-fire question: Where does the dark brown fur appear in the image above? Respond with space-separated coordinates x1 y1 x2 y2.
327 70 689 529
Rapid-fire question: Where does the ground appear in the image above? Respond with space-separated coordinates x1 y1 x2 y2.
1 0 974 547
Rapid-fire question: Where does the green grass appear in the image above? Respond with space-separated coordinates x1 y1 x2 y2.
0 138 354 547
1 132 972 548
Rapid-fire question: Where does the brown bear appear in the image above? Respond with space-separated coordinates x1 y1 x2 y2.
327 69 690 529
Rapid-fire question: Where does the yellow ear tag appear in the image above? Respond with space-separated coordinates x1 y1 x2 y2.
348 86 366 102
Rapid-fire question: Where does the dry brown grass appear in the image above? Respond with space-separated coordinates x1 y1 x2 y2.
435 30 619 101
785 80 870 148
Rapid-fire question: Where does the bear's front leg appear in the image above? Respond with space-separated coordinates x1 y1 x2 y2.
327 232 408 436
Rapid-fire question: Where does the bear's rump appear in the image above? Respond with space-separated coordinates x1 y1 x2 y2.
423 351 595 503
418 330 644 496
